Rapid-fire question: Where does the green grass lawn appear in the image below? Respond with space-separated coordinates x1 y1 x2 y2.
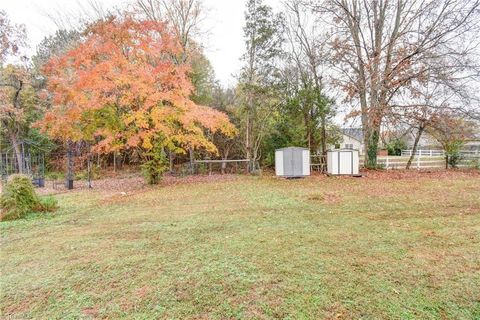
1 172 479 319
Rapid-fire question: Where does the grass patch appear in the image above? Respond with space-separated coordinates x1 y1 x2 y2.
1 173 479 319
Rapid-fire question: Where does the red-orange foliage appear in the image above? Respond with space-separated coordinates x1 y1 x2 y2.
38 17 235 154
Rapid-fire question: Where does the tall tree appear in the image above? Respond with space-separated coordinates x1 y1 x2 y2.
309 0 480 167
209 86 242 172
0 10 26 64
284 1 335 154
135 0 203 61
388 83 452 169
0 65 42 174
135 0 213 168
37 17 235 172
0 11 38 173
238 0 285 169
428 115 477 168
189 50 217 106
32 29 81 76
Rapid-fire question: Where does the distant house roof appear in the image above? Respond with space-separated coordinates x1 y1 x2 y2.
342 128 363 143
467 132 480 141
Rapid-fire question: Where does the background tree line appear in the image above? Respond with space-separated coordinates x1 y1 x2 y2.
1 0 479 182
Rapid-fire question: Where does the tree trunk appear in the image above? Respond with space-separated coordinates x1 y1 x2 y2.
246 113 256 173
306 129 311 152
245 115 251 159
169 151 175 173
251 145 258 173
189 147 195 174
9 133 24 174
221 149 230 174
406 125 425 169
245 108 253 173
365 127 380 168
66 143 74 190
303 111 311 152
320 115 327 155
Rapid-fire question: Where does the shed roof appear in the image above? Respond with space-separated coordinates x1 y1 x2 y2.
327 148 360 152
276 147 309 151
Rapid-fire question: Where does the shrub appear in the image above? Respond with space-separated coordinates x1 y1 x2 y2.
75 165 100 181
141 146 168 185
447 152 463 168
75 170 91 181
444 140 464 169
386 139 407 156
468 158 480 170
36 196 58 212
45 171 63 180
196 162 207 174
1 175 40 220
0 175 57 221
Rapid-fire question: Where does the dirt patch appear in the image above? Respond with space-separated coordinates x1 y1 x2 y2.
307 194 325 201
36 174 238 196
307 192 342 204
324 302 349 320
82 307 100 318
36 176 146 196
135 285 152 298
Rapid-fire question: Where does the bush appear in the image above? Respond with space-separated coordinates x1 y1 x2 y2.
0 175 57 221
386 139 407 156
1 175 40 220
446 152 463 168
75 164 100 181
444 141 464 169
45 171 64 180
196 162 207 174
75 170 92 181
470 158 480 170
37 196 58 212
141 146 168 185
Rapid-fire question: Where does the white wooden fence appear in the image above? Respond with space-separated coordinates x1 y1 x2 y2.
360 155 480 170
401 149 480 157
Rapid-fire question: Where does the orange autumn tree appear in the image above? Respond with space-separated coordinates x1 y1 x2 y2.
38 17 235 182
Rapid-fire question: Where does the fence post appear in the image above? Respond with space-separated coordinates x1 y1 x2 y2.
66 149 74 190
416 155 420 170
386 156 389 170
87 156 92 189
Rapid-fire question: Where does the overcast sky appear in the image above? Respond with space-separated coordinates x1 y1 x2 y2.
1 0 282 87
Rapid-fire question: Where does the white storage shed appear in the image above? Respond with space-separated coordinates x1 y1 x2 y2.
327 149 360 176
275 147 310 178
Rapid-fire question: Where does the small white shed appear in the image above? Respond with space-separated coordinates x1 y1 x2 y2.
327 149 360 176
275 147 310 178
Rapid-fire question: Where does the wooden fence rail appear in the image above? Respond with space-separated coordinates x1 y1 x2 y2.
401 149 480 157
360 156 480 170
193 159 252 175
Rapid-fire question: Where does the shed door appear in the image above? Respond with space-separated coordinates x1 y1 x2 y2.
292 149 303 176
339 151 353 174
283 149 293 176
